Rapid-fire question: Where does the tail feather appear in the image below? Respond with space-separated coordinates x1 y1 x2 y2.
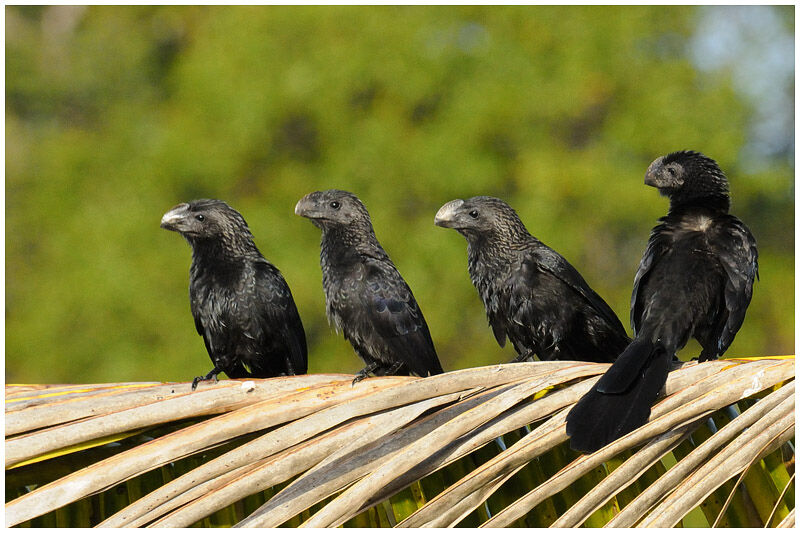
565 338 671 453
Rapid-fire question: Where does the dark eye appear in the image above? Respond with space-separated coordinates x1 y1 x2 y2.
667 167 676 176
330 201 340 209
469 210 479 218
195 214 205 221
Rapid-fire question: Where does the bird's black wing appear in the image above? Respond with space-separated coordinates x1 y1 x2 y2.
476 271 509 347
711 216 758 354
191 311 215 359
251 261 308 375
189 284 214 355
189 283 250 378
489 301 509 348
359 258 443 376
630 220 673 335
520 246 627 334
192 312 205 338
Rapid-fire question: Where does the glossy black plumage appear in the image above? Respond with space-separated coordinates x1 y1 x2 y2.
295 189 443 383
161 199 308 389
434 196 630 363
566 151 758 453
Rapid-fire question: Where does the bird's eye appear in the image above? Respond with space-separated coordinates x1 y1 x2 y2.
667 167 676 176
195 214 205 221
330 201 340 209
469 210 479 218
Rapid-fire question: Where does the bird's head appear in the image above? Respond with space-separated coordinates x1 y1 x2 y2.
161 199 253 245
294 189 371 230
644 151 730 210
434 196 528 243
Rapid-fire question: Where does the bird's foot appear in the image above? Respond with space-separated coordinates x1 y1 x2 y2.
191 369 221 391
384 361 405 376
508 351 534 364
352 362 380 386
697 351 718 363
351 371 369 386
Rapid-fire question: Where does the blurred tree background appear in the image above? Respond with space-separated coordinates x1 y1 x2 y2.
6 5 794 384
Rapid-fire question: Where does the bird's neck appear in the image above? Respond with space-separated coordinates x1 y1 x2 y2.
320 225 388 268
189 236 261 266
668 194 730 216
467 224 535 260
467 233 531 280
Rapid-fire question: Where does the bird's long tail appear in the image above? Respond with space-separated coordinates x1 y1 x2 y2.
565 337 671 453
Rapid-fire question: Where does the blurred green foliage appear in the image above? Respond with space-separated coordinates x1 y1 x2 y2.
6 6 794 384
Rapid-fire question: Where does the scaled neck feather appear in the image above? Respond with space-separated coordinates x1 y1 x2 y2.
189 233 262 267
467 227 538 283
319 223 389 268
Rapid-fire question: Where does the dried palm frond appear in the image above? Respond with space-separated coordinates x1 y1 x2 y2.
5 357 794 527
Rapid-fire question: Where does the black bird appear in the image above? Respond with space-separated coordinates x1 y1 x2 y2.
434 196 630 363
566 150 758 453
295 189 443 384
161 199 308 389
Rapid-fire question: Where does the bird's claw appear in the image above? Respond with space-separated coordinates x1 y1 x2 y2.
191 371 220 391
351 372 368 386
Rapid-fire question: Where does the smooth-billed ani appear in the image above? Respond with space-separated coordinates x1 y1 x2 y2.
566 150 758 453
295 189 444 384
161 199 308 389
434 196 630 363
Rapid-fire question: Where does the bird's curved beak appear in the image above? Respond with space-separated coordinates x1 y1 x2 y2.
644 157 662 188
161 203 190 231
644 170 659 188
434 199 465 228
294 193 318 219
